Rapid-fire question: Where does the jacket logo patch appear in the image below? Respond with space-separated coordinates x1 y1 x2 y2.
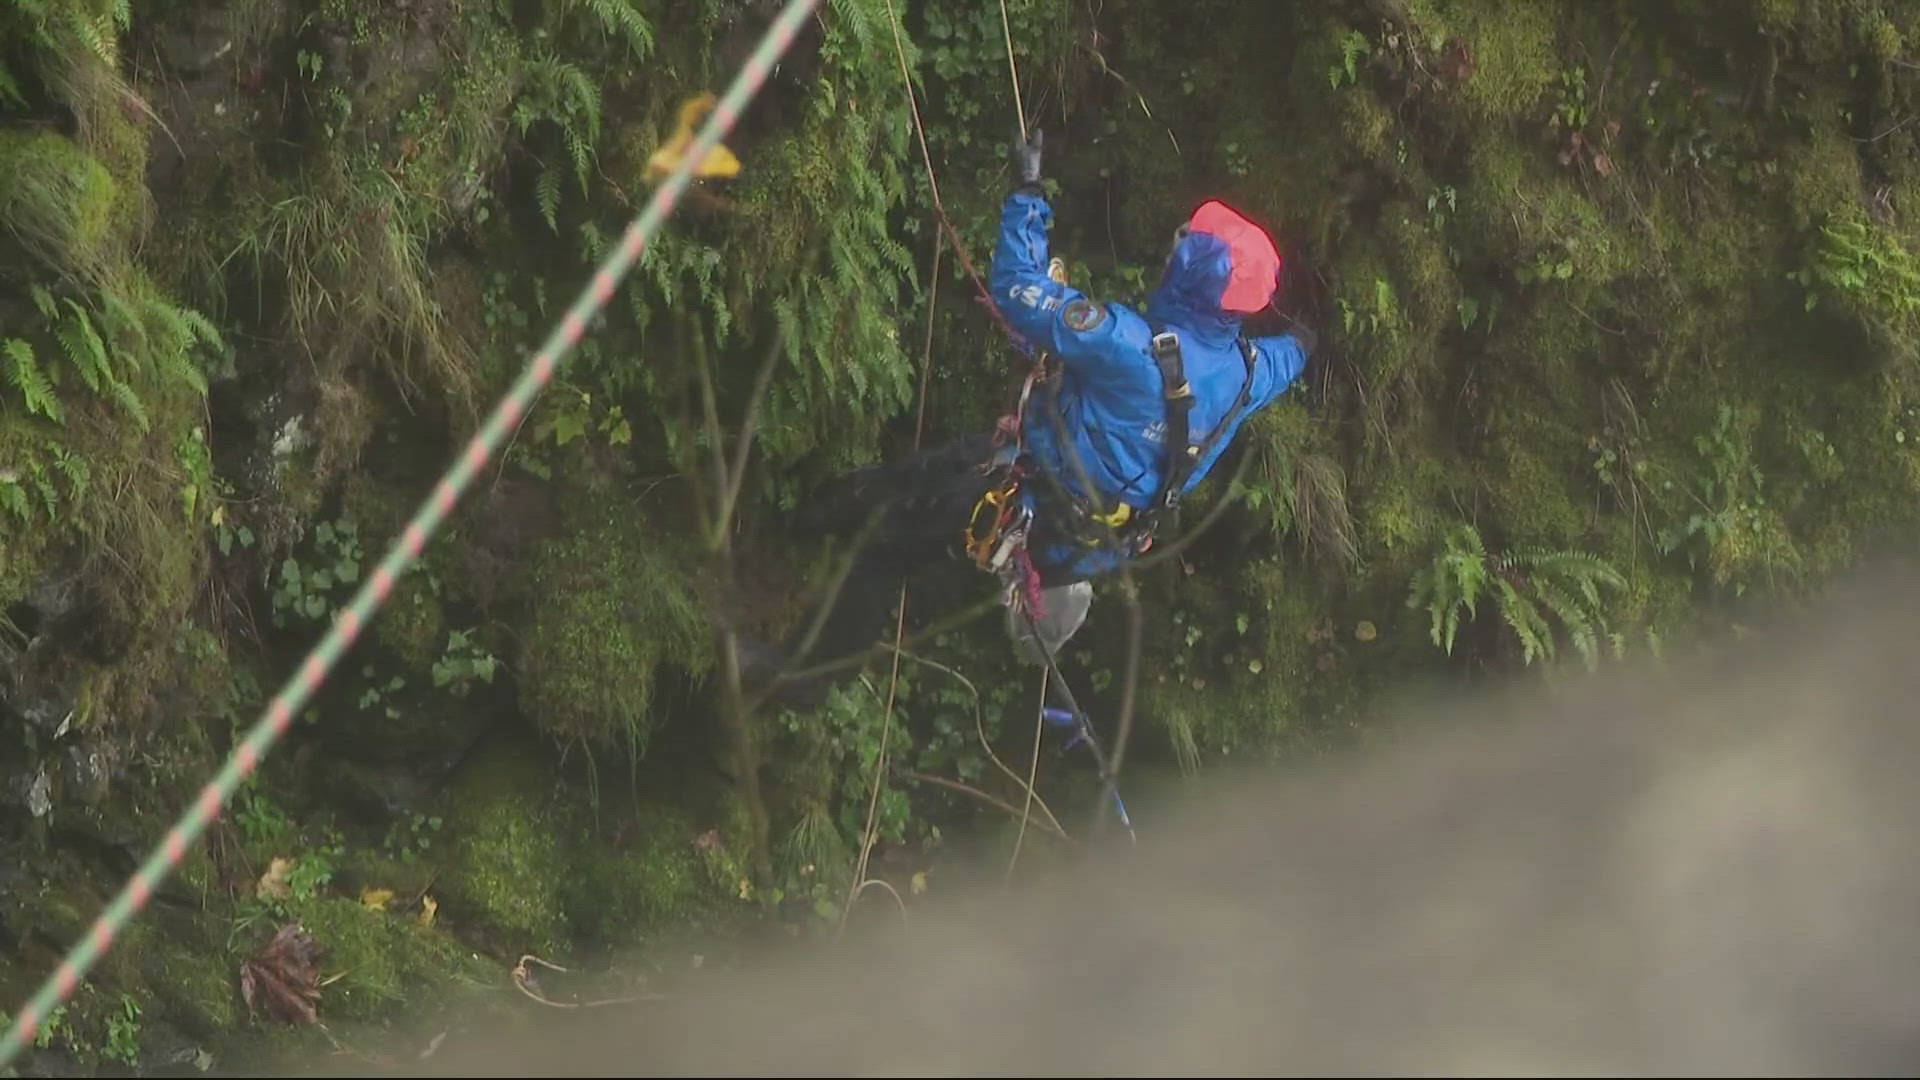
1062 299 1106 332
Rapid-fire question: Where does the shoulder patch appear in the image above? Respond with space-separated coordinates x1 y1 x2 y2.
1061 298 1107 333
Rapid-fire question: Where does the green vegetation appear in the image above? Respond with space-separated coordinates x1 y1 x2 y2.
6 0 1920 1068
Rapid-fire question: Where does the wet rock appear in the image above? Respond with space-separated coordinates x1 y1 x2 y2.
60 742 109 808
136 1019 216 1077
20 571 79 629
149 0 245 77
13 767 51 818
10 671 75 738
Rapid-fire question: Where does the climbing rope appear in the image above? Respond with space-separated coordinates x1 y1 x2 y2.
881 0 1021 348
0 0 821 1066
998 0 1028 141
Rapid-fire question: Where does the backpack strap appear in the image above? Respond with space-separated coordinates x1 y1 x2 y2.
1147 332 1259 519
1149 330 1196 513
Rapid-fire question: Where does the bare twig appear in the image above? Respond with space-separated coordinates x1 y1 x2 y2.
1006 665 1051 881
846 877 911 931
837 585 908 939
510 955 663 1010
883 644 1067 839
899 770 1072 842
714 329 789 546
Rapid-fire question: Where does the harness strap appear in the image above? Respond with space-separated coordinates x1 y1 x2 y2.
1145 330 1260 519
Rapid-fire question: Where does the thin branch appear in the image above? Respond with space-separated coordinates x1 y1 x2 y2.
713 328 789 545
1006 665 1050 881
899 770 1072 842
846 877 911 931
511 955 663 1009
884 644 1067 839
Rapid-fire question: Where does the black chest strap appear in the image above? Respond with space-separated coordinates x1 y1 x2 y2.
1147 330 1260 518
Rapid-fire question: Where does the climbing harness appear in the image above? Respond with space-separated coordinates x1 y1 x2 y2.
0 2 824 1067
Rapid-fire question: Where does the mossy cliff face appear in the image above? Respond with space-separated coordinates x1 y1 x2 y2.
4 0 1920 1067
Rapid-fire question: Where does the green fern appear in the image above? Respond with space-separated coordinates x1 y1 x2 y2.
566 0 653 60
56 297 111 392
1409 523 1629 670
4 338 63 422
52 447 89 499
0 475 29 522
536 167 562 234
1406 522 1490 655
109 378 149 432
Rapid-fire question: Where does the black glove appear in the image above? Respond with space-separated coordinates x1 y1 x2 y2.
1012 126 1044 193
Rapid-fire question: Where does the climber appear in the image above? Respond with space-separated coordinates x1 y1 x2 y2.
742 126 1315 708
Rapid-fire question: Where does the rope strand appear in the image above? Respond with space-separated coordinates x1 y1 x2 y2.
999 0 1028 141
0 1 822 1066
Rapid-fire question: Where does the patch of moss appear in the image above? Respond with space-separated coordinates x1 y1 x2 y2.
281 894 489 1022
519 479 708 756
1431 0 1563 126
440 760 569 957
0 128 120 281
565 801 727 949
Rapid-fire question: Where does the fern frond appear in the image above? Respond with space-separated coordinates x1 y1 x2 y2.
1532 577 1600 670
53 447 89 497
1493 579 1552 665
60 5 113 64
0 478 29 522
536 166 562 234
5 338 63 422
176 304 224 351
572 0 653 59
567 127 591 192
57 299 111 391
32 469 56 518
110 379 149 432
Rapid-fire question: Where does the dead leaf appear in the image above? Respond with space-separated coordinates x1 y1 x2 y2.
360 887 394 911
1592 151 1614 178
910 870 929 896
645 93 742 184
417 894 438 929
256 857 293 902
239 923 322 1026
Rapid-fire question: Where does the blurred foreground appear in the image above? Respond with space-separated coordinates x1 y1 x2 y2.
365 558 1920 1076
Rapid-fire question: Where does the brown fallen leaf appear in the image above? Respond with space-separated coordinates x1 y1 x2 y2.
417 894 438 929
239 923 322 1026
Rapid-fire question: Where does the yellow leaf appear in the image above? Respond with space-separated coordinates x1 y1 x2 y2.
417 894 438 929
256 857 292 901
211 504 226 528
644 93 742 184
910 870 929 896
360 887 394 911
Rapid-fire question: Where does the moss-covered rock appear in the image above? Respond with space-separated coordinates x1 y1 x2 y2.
439 742 571 954
518 476 709 757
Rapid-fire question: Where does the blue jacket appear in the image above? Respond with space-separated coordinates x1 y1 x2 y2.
989 188 1309 581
